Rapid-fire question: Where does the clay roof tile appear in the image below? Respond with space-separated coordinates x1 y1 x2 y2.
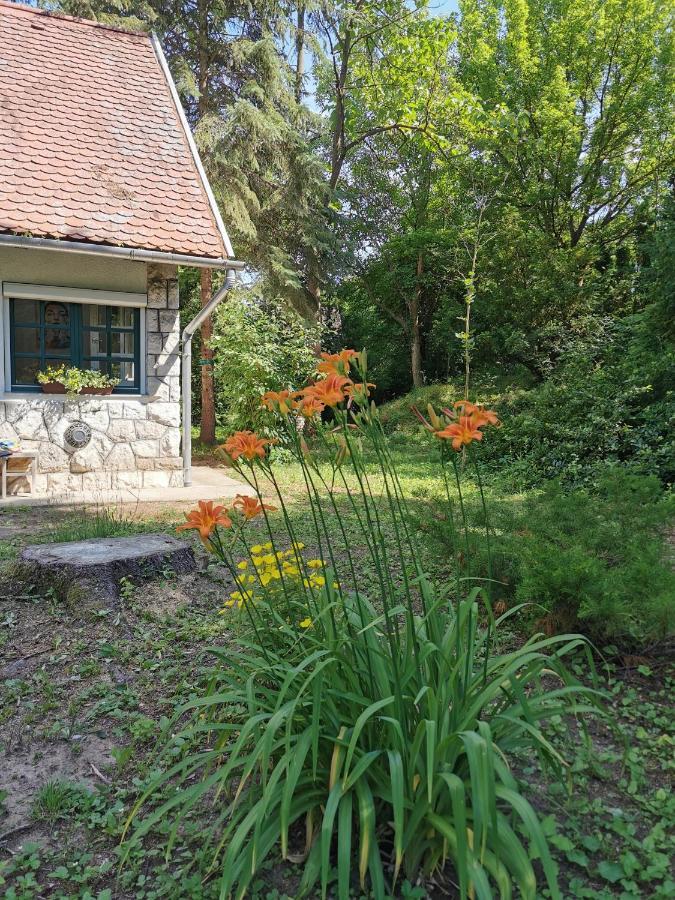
0 2 231 260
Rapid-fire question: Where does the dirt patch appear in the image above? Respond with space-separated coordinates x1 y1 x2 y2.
1 735 115 851
0 504 228 859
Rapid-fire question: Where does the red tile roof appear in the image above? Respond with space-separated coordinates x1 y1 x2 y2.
0 2 231 260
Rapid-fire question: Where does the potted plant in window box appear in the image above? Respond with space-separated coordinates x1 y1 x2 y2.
77 369 119 395
36 364 67 393
37 366 119 395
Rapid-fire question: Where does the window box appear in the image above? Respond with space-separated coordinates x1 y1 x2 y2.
40 381 67 394
79 386 114 396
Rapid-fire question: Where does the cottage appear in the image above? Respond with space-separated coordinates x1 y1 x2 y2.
0 2 241 498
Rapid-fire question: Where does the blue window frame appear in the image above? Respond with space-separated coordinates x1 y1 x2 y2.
9 298 141 393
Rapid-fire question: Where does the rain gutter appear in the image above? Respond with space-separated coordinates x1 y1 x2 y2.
0 233 242 270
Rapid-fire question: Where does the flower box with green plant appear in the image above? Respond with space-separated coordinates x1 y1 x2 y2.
36 365 119 395
123 349 602 900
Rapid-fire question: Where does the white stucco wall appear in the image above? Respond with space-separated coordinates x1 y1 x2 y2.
0 245 147 292
0 248 183 495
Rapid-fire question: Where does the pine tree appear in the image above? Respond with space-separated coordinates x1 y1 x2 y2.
47 0 329 438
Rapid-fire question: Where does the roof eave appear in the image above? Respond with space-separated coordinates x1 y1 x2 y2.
0 232 245 270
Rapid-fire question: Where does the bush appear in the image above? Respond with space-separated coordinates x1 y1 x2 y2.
124 352 598 899
482 309 675 485
513 474 674 647
381 308 674 487
179 275 320 436
209 289 320 436
486 472 675 648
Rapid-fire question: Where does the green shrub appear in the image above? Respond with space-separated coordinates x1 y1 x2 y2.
379 308 674 487
482 310 675 485
491 472 675 647
209 288 320 436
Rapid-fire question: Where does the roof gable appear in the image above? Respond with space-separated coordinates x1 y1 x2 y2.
0 2 231 261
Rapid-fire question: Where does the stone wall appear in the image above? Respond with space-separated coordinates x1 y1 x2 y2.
0 262 183 495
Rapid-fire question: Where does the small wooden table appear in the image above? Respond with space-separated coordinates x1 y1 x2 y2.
1 451 38 499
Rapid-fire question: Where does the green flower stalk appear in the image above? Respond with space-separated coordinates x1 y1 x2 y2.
124 349 603 900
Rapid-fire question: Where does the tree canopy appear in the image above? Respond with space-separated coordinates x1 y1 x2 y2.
45 0 673 392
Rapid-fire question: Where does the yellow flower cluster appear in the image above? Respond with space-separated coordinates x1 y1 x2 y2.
221 542 332 628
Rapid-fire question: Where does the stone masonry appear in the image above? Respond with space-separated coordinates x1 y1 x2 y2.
0 263 183 495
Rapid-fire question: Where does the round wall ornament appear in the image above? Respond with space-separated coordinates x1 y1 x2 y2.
64 421 92 452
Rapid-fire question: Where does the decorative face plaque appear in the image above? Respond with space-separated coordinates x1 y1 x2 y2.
64 421 92 451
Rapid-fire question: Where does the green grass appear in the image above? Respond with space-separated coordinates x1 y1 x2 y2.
31 780 92 824
42 507 169 544
0 457 673 898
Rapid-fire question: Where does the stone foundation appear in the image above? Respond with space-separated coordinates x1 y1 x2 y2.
0 395 182 493
0 263 183 495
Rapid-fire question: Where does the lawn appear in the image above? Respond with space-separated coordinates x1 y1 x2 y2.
0 447 673 899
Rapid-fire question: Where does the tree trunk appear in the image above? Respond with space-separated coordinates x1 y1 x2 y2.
196 0 216 444
411 317 423 388
199 268 216 445
410 250 424 388
294 5 305 103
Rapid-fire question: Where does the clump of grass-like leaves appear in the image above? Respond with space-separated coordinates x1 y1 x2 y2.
123 350 601 899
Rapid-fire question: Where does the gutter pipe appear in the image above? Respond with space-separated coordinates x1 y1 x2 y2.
181 267 240 486
0 233 245 271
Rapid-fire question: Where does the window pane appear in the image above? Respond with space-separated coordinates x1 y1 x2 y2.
110 307 134 328
45 328 71 355
82 330 107 355
14 357 40 384
114 361 135 385
83 359 111 376
45 357 69 370
82 306 107 327
14 328 40 354
13 299 39 323
44 302 70 327
111 332 135 355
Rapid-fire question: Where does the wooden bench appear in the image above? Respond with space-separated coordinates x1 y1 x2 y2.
1 450 38 499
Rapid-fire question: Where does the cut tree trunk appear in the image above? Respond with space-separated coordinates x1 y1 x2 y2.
15 535 196 609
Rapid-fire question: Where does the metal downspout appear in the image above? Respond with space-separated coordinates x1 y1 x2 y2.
181 268 239 486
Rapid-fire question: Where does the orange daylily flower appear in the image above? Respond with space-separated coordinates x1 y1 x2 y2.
261 390 295 415
316 349 359 376
345 381 375 404
452 400 481 415
294 395 326 418
435 415 484 451
177 500 232 545
303 374 352 407
231 494 277 520
451 401 500 428
472 407 500 428
221 430 273 462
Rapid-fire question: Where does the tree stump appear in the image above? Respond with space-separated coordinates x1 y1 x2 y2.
15 534 196 610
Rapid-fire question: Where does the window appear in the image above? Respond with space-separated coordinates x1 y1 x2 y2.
9 299 141 393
